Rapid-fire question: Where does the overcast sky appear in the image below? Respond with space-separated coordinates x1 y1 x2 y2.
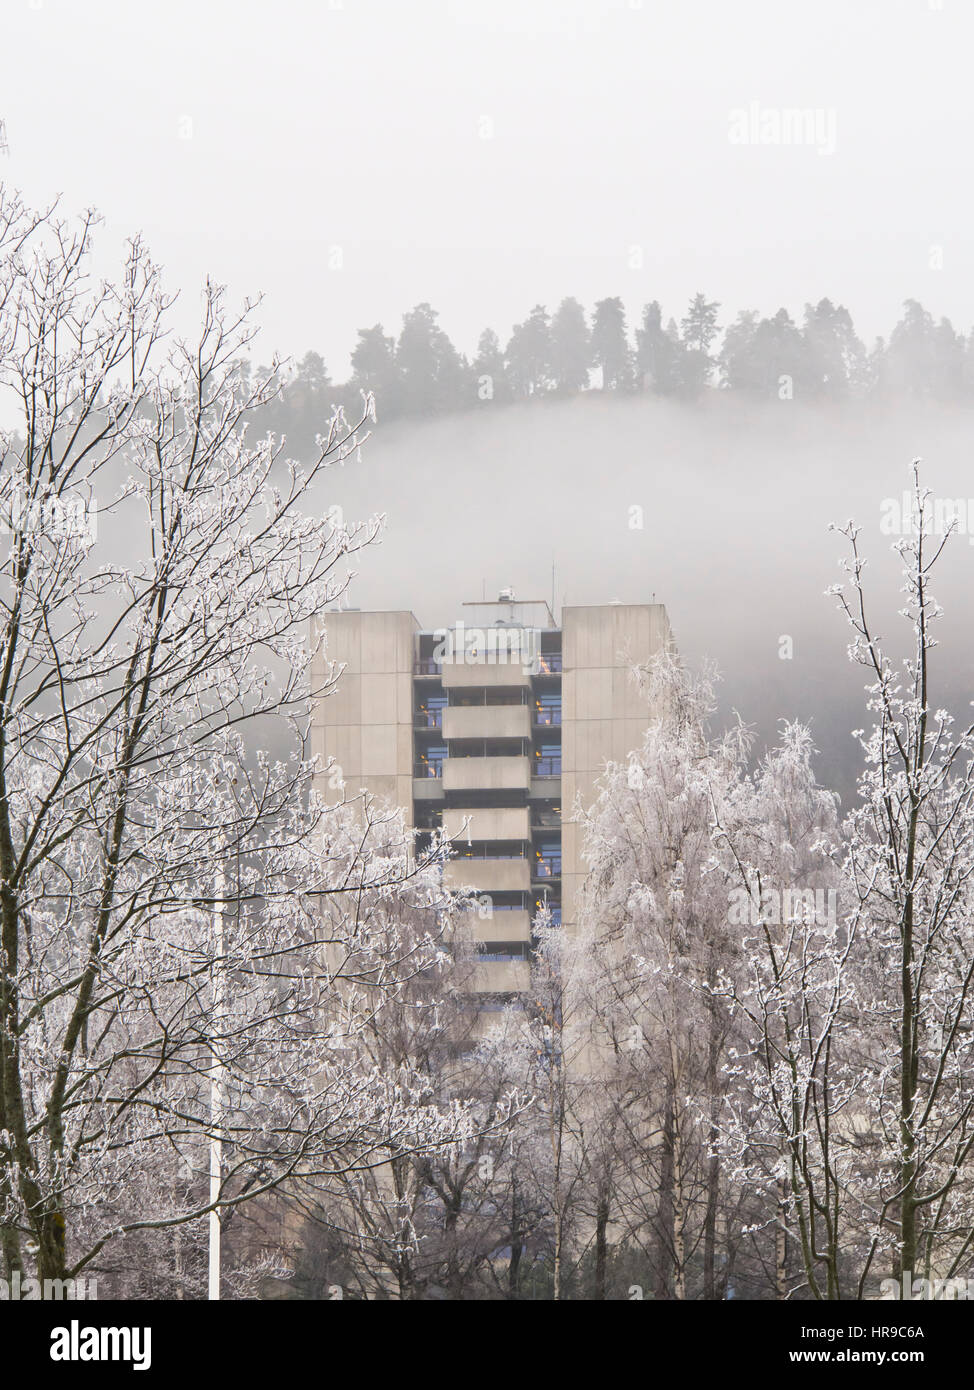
2 0 972 375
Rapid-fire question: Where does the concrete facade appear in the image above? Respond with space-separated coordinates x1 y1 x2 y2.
561 603 672 934
311 610 417 808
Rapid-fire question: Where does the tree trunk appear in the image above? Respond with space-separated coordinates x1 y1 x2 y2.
508 1190 522 1300
655 1073 676 1299
702 981 721 1300
775 1176 789 1299
594 1190 610 1299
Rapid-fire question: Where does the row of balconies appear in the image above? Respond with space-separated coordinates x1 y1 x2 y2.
414 754 562 789
415 706 561 736
415 656 562 681
412 672 560 1002
443 855 560 894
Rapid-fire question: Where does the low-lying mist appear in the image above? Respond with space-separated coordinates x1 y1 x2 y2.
317 393 974 808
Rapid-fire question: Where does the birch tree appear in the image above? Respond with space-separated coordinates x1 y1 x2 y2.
830 465 974 1290
715 461 974 1298
572 655 751 1299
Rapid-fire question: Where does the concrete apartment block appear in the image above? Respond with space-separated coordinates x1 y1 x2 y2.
312 595 671 1002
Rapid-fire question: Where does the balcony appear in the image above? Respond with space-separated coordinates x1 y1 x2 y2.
442 755 531 794
443 858 531 894
413 778 445 801
441 661 531 690
442 806 531 842
442 704 531 742
414 710 443 730
536 653 562 674
471 959 532 995
464 908 532 944
413 761 444 779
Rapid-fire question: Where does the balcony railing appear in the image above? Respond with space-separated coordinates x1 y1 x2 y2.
534 756 561 777
537 654 562 674
414 761 445 779
414 711 443 729
453 849 526 861
414 658 441 675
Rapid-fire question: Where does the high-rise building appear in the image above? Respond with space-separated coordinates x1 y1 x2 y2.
310 593 672 1003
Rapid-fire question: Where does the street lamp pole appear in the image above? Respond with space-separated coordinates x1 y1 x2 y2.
208 864 226 1300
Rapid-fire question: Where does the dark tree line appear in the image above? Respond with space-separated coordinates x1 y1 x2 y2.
254 295 974 448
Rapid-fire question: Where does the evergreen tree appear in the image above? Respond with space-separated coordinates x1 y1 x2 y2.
635 301 683 395
283 351 333 453
932 316 966 400
886 299 938 397
591 296 633 391
472 327 513 404
505 304 552 397
802 298 864 397
396 302 468 415
720 308 809 398
679 293 721 395
349 323 401 418
549 296 591 395
718 310 761 392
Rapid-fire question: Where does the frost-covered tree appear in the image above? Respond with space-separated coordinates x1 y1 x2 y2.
287 910 528 1302
714 461 974 1299
711 725 847 1299
572 654 754 1299
0 189 473 1291
830 465 974 1289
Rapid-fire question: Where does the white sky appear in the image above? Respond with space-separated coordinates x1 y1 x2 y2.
2 0 972 373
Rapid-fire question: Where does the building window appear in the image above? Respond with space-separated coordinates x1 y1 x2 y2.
535 693 562 726
535 743 561 777
535 842 562 878
416 745 447 778
416 694 447 728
